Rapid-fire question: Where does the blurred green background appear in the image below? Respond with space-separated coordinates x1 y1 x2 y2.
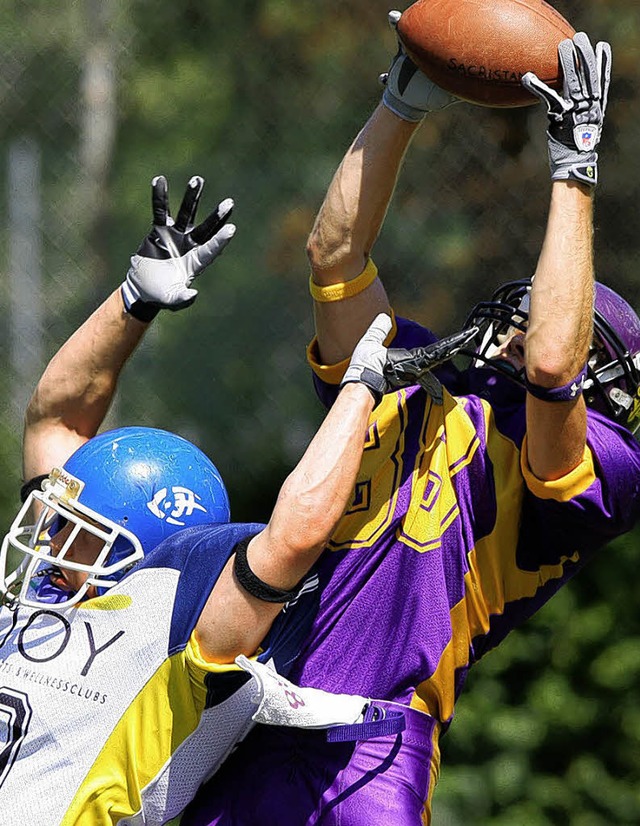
1 0 640 822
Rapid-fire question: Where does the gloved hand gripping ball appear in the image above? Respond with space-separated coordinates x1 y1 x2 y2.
380 10 459 122
522 33 612 186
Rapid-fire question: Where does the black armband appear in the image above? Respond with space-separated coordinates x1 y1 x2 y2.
20 473 49 504
233 536 304 604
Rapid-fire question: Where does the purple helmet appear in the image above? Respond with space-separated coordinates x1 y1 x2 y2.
463 279 640 432
589 283 640 429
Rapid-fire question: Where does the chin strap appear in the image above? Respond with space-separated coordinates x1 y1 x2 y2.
19 473 49 504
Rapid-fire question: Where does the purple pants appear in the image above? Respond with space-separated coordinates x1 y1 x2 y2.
181 704 439 826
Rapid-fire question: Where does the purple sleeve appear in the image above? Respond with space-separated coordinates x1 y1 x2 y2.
518 411 640 570
474 412 640 661
581 411 640 532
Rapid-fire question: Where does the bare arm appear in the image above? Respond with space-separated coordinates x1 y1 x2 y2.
195 314 394 662
306 104 418 365
195 381 375 662
521 33 610 481
22 175 235 484
524 182 594 481
305 12 460 368
22 289 148 482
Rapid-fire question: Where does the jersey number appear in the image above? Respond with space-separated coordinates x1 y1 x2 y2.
0 688 32 788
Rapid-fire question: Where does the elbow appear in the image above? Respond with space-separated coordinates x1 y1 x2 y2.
23 390 42 429
525 352 587 388
525 305 593 387
23 383 58 429
305 226 322 269
306 226 364 282
272 479 340 561
306 229 342 276
525 328 590 388
24 372 114 433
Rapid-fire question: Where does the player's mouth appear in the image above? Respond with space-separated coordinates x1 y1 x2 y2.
498 360 524 378
48 566 72 591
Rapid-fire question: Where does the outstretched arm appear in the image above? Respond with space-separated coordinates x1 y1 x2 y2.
22 175 235 485
195 315 394 662
306 11 458 366
523 34 611 480
22 291 149 483
525 181 594 480
307 105 415 365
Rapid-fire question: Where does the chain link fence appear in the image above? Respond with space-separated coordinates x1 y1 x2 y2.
2 0 639 521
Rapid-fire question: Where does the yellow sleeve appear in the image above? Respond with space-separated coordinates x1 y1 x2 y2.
520 435 597 502
185 633 263 674
184 633 264 709
306 310 398 385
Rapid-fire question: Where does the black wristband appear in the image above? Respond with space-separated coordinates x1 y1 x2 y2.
20 473 49 504
120 284 160 323
127 300 160 323
340 372 385 407
233 536 304 603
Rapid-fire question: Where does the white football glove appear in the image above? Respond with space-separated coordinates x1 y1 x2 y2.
121 175 236 321
380 10 460 122
341 313 394 404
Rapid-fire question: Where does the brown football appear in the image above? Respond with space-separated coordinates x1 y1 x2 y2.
397 0 575 107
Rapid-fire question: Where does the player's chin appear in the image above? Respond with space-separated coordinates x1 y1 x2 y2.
487 356 523 376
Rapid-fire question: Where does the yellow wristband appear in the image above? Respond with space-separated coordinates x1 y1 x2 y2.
309 259 379 303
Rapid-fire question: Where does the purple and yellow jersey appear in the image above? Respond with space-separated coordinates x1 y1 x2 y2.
0 522 318 826
180 315 640 826
293 315 640 724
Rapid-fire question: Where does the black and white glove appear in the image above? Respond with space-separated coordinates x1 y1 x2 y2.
121 175 236 322
386 326 479 385
341 314 393 405
521 32 611 187
380 10 459 122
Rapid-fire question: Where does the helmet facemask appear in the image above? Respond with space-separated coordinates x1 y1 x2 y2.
462 279 531 381
462 279 640 434
0 467 144 610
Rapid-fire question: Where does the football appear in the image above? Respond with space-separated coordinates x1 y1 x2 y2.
396 0 575 107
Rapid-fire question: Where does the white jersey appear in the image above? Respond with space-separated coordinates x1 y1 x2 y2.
0 522 319 825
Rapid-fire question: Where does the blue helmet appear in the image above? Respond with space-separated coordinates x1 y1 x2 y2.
0 427 230 608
